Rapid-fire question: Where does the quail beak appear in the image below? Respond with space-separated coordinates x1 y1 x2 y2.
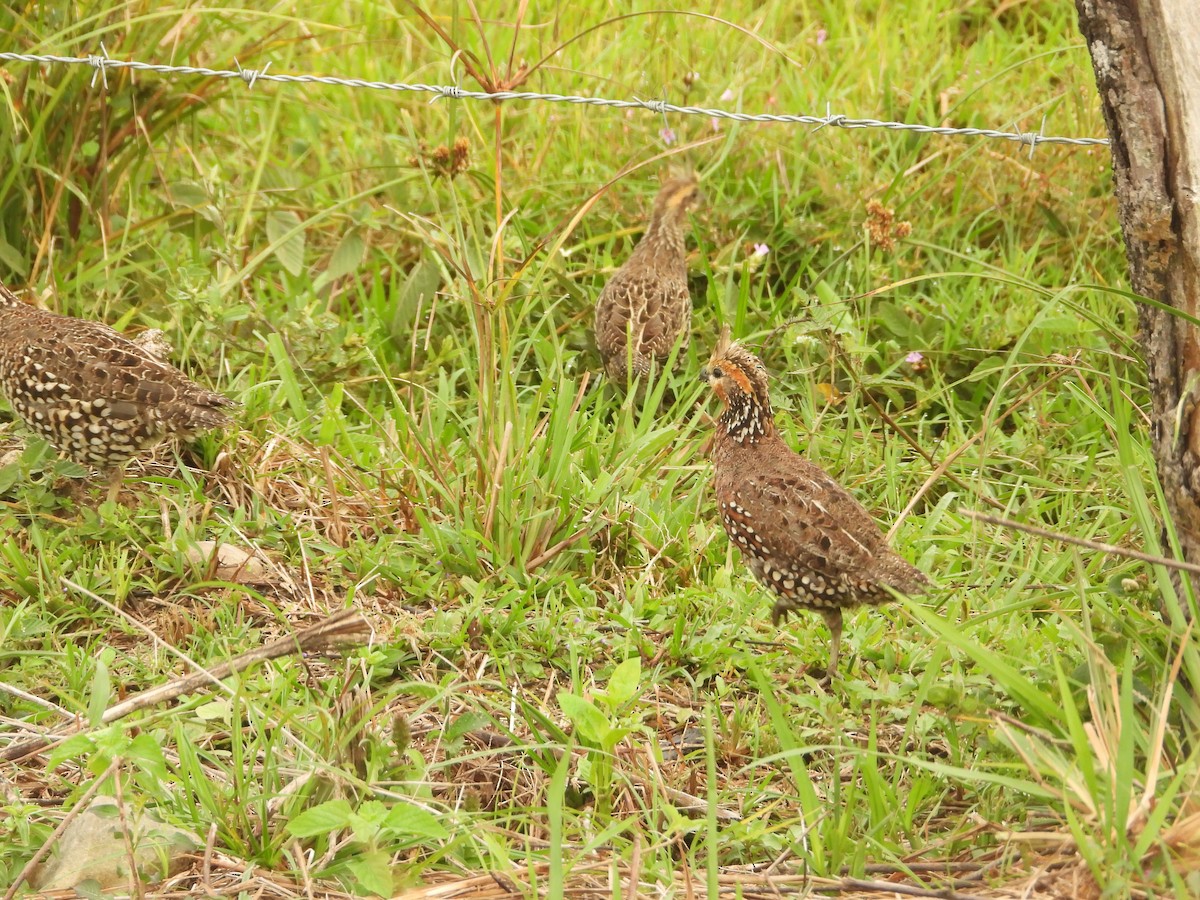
699 367 710 383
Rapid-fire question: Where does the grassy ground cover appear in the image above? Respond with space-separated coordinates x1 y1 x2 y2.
1 1 1197 896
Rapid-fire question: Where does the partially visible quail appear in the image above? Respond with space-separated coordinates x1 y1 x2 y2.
0 282 235 498
594 177 700 384
701 329 928 681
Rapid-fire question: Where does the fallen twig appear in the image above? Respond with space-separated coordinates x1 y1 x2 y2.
961 508 1200 576
810 876 994 899
1 608 371 763
526 526 589 570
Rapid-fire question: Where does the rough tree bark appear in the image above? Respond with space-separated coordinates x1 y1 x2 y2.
1076 0 1200 599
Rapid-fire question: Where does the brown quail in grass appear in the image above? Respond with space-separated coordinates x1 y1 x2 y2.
594 177 700 384
701 329 928 681
0 282 235 500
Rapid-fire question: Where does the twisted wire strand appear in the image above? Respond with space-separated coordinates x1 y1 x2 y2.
0 51 1109 149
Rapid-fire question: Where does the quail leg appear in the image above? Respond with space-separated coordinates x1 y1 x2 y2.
822 608 844 682
104 468 124 505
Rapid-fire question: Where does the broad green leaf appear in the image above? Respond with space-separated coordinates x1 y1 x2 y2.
605 657 641 708
348 800 388 842
445 711 493 742
0 460 19 495
328 229 365 281
347 848 393 897
266 209 306 276
873 301 919 341
167 181 209 208
356 799 389 826
127 733 170 784
314 229 366 292
557 692 611 745
195 699 232 721
383 800 449 840
286 799 352 838
0 237 28 275
87 658 111 728
391 255 440 340
46 733 97 770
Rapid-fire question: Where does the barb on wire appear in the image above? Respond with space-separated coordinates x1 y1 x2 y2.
0 50 1110 148
86 42 111 89
1021 114 1048 159
234 56 271 90
812 101 846 134
638 90 674 145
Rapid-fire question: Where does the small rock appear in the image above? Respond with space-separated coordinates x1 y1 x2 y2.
186 540 270 584
31 796 201 891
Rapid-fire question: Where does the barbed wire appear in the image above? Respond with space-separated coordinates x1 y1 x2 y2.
0 50 1110 152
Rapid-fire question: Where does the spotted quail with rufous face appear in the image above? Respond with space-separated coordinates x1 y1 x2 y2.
0 282 235 499
701 329 928 681
594 176 700 384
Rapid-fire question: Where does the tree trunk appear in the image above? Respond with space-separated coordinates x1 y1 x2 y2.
1076 0 1200 601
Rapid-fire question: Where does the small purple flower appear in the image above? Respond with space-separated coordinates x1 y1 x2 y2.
752 243 769 258
905 351 924 364
816 28 828 45
710 117 721 132
720 88 735 102
659 127 676 146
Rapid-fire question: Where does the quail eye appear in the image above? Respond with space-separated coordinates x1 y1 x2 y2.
711 366 724 379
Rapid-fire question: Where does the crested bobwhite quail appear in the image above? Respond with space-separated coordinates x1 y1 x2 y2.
594 176 700 384
701 329 928 681
0 282 235 499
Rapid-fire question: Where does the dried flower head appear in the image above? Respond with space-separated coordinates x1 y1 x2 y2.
392 711 412 756
408 136 471 178
864 199 913 252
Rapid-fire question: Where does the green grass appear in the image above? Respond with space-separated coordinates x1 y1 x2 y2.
1 1 1198 897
